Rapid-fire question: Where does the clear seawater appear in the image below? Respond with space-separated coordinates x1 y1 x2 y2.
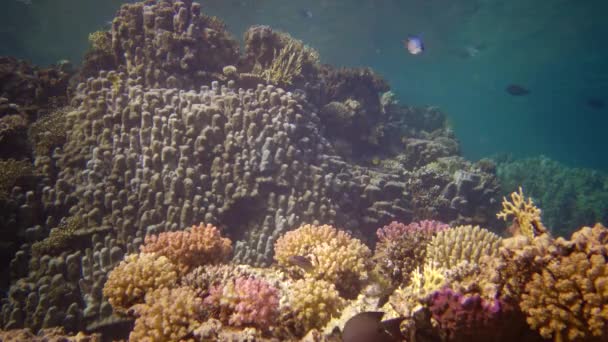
2 0 607 170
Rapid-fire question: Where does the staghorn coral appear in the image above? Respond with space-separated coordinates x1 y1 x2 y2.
261 41 304 86
130 286 204 341
374 220 449 285
274 224 371 295
425 225 501 269
285 278 344 333
102 253 179 314
140 223 232 273
204 276 280 328
497 187 548 238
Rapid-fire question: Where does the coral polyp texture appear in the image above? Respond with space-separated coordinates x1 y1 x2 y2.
102 253 178 314
273 224 371 294
425 225 502 269
204 276 280 328
140 223 232 273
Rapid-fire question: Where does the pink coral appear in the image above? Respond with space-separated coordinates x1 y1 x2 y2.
428 287 507 340
376 220 449 242
140 223 232 273
204 276 280 328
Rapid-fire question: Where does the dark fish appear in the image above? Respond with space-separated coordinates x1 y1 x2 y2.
287 255 314 272
342 311 404 342
298 9 313 19
506 84 530 96
587 98 605 110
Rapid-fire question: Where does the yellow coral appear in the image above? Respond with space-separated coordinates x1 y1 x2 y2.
274 224 371 288
497 187 548 238
29 108 69 156
103 253 179 314
31 216 83 257
262 41 304 86
425 225 501 269
389 264 447 318
286 278 344 332
521 251 608 341
130 286 204 341
0 159 33 199
88 30 112 55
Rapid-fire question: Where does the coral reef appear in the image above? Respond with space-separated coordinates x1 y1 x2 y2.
140 223 232 273
102 253 178 314
374 220 449 285
274 224 371 295
496 155 608 237
425 225 502 269
497 186 548 238
284 278 344 333
129 286 204 341
0 0 502 337
204 276 280 328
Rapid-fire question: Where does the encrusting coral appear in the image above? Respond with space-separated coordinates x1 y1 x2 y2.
425 225 501 269
102 253 179 314
140 223 232 273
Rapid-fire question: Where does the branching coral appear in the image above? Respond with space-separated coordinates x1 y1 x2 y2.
428 287 503 340
425 225 501 269
389 264 447 319
204 276 280 328
140 223 232 273
262 41 304 86
497 187 548 238
285 278 344 333
520 223 608 341
274 224 371 294
102 253 179 314
374 220 449 285
130 286 204 341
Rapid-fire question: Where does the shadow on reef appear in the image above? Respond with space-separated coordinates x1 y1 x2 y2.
0 0 506 338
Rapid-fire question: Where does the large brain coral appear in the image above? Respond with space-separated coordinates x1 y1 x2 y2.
274 224 371 294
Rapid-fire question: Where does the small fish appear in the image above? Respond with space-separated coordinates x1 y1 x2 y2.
287 255 314 272
342 311 404 342
404 36 424 55
505 84 530 96
587 98 605 110
298 9 313 19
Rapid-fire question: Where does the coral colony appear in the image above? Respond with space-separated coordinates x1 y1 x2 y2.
0 0 607 341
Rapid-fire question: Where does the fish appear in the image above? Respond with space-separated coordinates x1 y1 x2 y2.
505 84 530 96
298 9 313 19
342 311 404 342
404 36 424 55
587 98 605 110
287 255 314 272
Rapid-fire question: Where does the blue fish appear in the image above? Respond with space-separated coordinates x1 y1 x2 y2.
404 36 424 55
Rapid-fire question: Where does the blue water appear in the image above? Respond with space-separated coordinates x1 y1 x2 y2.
2 0 607 170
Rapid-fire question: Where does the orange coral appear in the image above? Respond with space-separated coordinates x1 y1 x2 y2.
497 187 548 238
140 223 232 273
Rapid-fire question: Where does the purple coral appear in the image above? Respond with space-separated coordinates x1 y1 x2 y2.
376 220 449 242
204 276 280 328
428 287 504 339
